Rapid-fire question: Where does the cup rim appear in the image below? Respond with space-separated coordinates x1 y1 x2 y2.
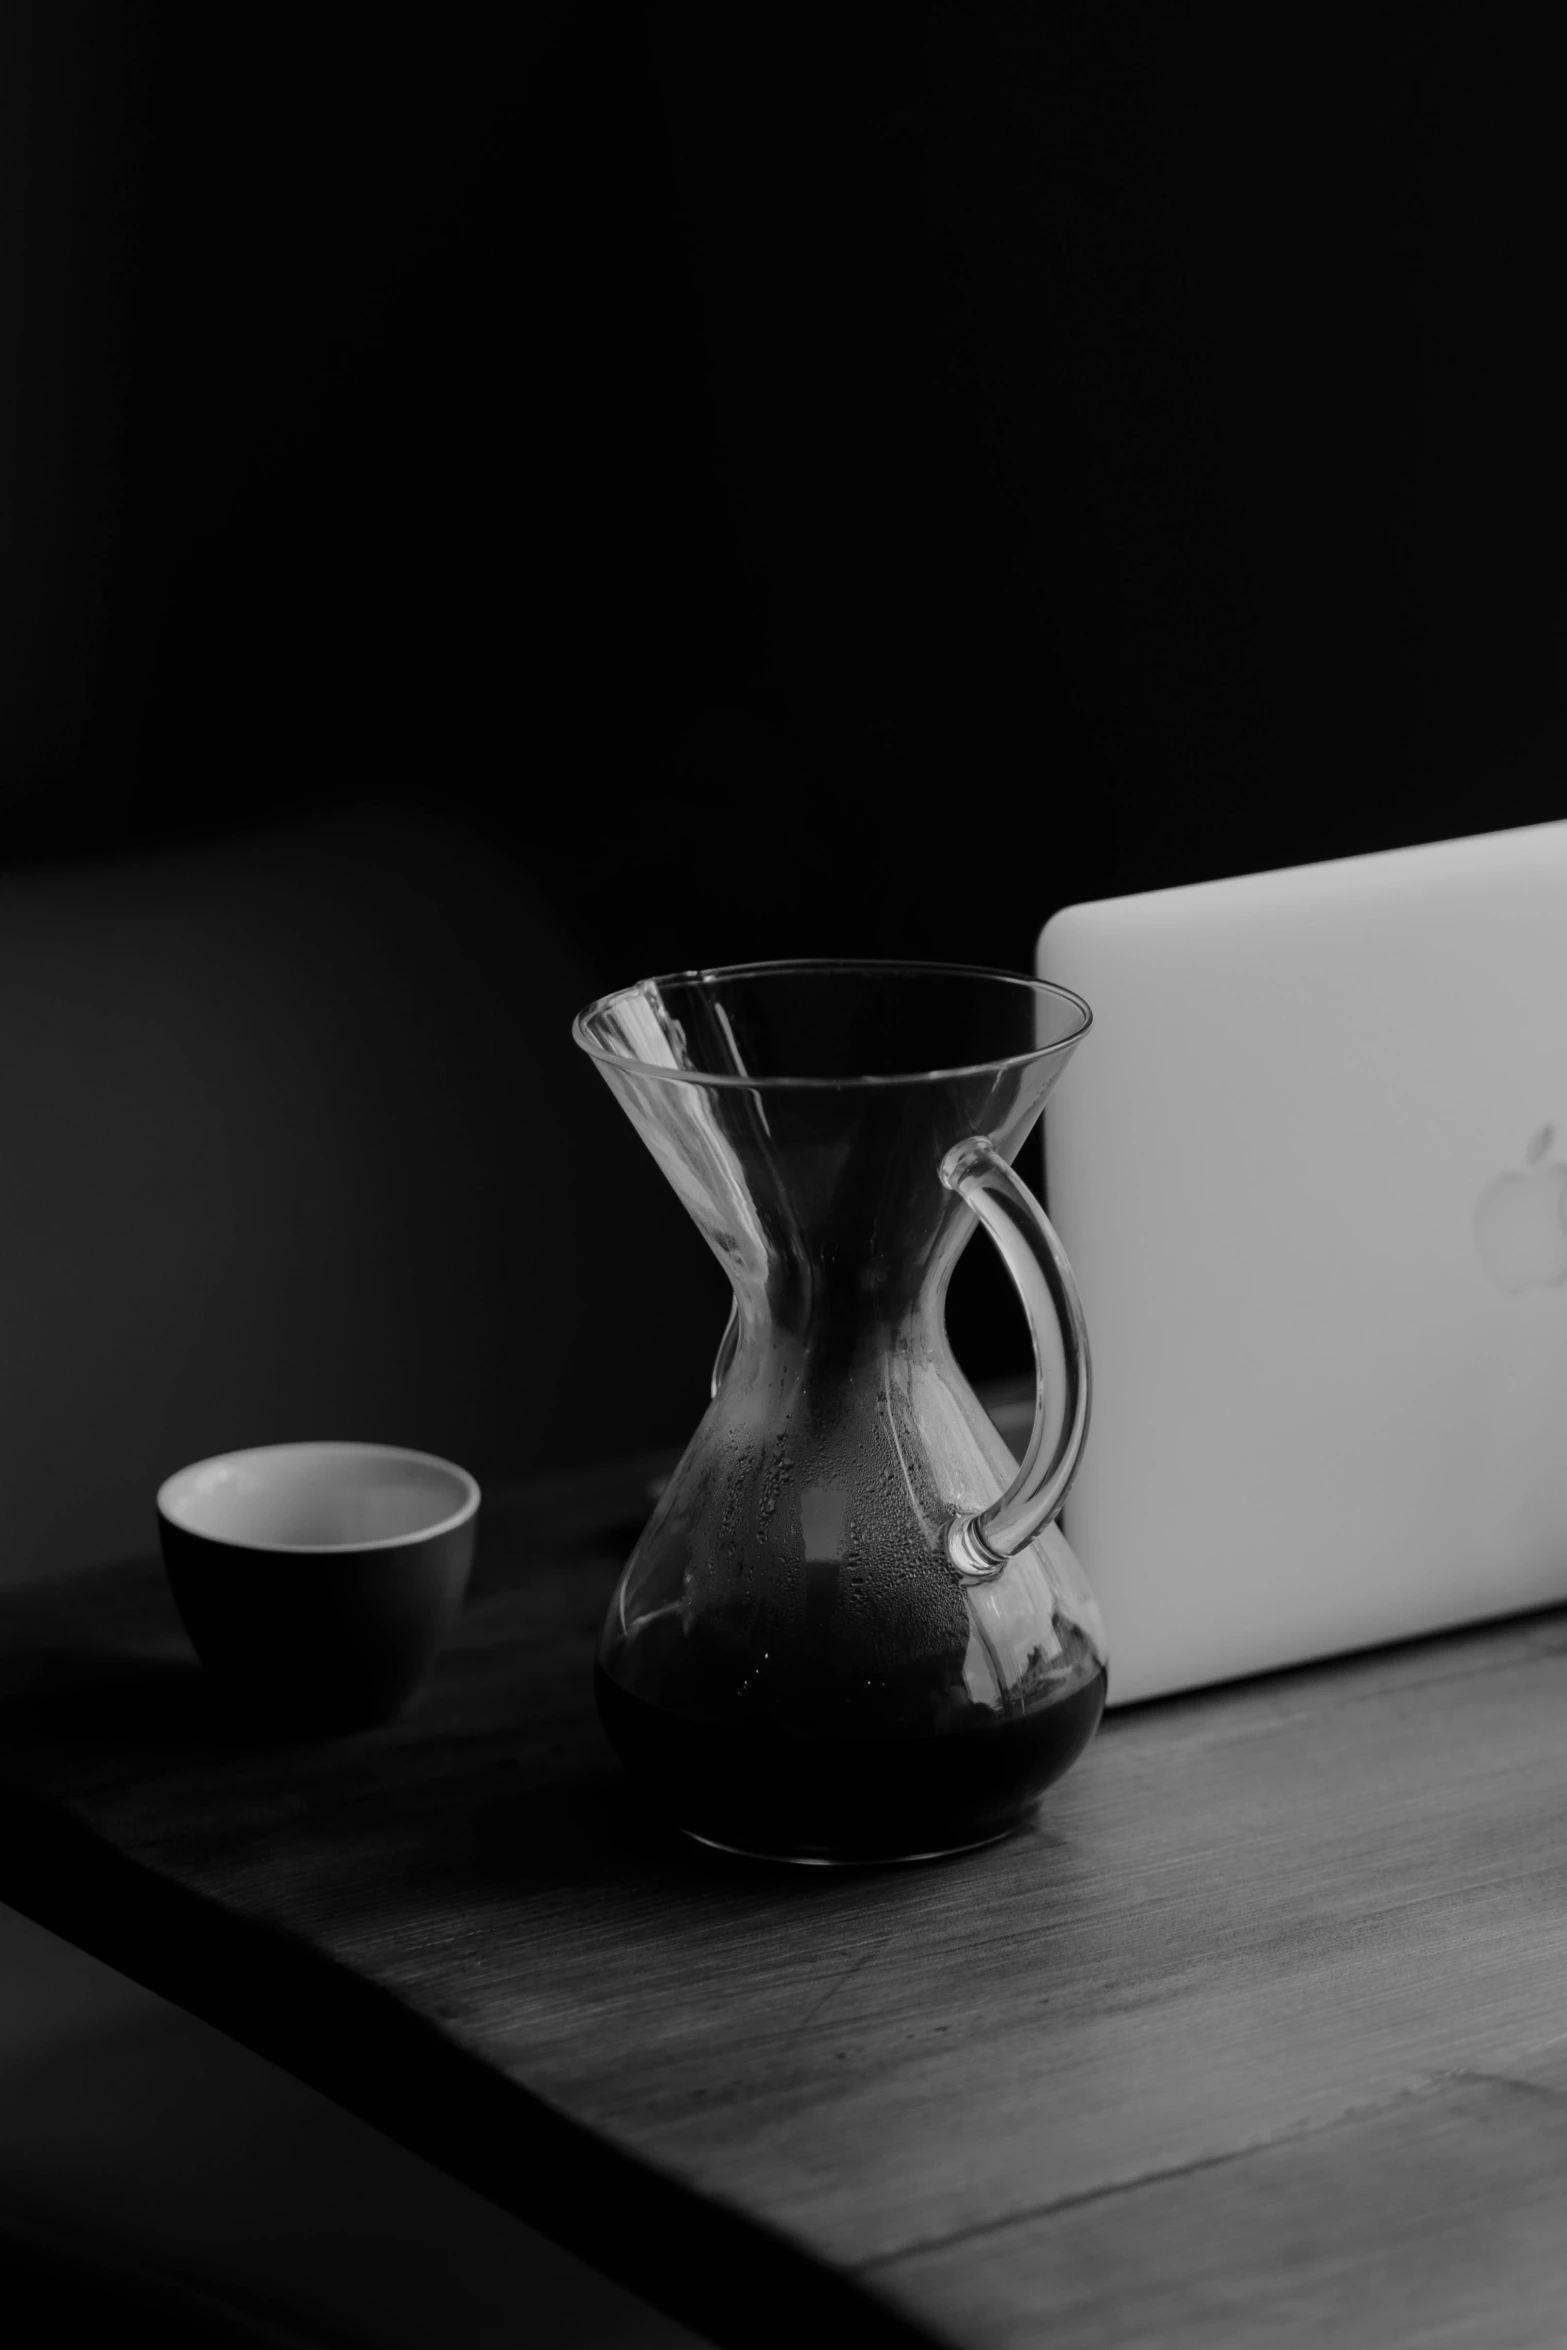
572 956 1093 1092
156 1441 481 1556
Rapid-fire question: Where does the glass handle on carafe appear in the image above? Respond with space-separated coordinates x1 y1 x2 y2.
710 1295 741 1399
939 1135 1092 1584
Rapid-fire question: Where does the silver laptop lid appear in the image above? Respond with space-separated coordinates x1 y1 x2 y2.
1037 820 1567 1705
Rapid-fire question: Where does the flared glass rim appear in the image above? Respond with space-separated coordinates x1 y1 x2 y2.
571 956 1093 1091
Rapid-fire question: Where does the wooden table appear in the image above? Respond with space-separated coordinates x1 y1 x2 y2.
6 1442 1567 2350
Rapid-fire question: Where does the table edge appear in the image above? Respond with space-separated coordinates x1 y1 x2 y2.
0 1781 939 2350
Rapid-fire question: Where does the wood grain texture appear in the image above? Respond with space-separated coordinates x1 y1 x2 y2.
6 1437 1567 2349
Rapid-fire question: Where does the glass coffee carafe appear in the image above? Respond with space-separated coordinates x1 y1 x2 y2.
573 960 1105 1864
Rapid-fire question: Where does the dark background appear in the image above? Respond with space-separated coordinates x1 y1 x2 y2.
5 2 1567 1397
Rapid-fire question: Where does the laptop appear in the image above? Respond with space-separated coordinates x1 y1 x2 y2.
1035 819 1567 1706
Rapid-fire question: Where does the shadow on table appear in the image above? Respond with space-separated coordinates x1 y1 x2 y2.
471 1770 720 1891
1 1651 353 1769
10 1643 1022 1920
469 1768 1017 1904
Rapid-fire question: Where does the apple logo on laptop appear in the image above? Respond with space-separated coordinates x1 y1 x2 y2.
1475 1126 1567 1291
